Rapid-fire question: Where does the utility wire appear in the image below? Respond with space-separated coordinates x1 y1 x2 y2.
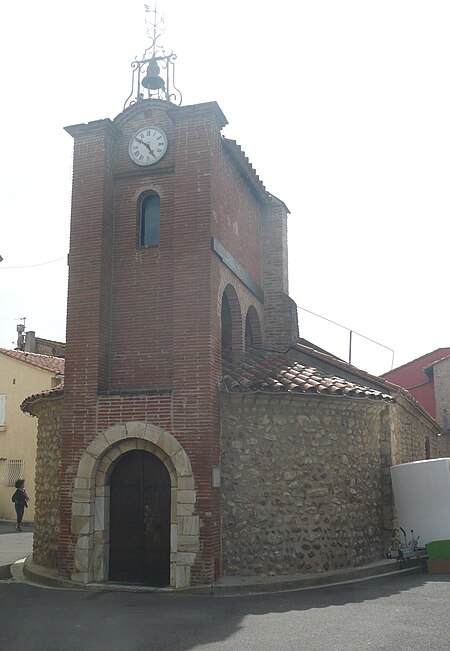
0 257 66 269
297 305 395 369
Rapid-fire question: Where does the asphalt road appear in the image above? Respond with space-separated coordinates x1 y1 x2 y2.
0 571 449 651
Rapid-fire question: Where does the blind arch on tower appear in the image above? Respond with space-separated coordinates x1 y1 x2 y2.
221 285 243 364
245 305 262 350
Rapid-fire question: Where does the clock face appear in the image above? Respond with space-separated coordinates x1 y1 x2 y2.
128 126 168 166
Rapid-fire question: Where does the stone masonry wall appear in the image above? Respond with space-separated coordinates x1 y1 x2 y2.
389 395 439 465
433 356 450 431
381 394 440 549
29 398 63 568
439 433 450 457
220 393 388 576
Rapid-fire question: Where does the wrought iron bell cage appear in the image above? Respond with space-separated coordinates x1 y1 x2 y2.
124 52 182 109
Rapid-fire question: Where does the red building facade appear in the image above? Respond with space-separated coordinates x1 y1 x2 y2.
382 348 450 421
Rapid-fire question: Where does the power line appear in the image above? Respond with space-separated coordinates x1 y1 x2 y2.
0 257 66 269
297 305 395 370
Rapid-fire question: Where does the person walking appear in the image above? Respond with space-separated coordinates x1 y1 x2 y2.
12 479 29 531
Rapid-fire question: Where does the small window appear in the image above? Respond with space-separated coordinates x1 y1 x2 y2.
2 459 24 486
140 194 160 246
0 394 5 427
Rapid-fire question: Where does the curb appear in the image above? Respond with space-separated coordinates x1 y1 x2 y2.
21 556 426 596
205 560 425 596
23 557 84 590
177 558 425 596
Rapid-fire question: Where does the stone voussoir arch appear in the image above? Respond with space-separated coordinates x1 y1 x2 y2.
71 421 198 588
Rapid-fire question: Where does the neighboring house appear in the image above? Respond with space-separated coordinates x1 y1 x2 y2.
24 332 66 359
0 349 64 522
382 348 450 456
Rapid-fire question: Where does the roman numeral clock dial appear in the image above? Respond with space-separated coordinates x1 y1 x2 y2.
128 126 168 166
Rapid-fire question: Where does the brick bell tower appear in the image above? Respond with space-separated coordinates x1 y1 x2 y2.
58 27 298 587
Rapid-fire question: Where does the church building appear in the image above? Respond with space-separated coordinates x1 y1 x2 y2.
22 40 440 589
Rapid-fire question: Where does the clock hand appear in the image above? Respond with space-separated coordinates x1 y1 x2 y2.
135 137 156 157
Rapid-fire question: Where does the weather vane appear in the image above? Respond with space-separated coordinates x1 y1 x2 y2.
124 4 182 109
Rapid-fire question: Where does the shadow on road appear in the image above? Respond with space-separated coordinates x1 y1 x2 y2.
0 521 34 535
1 570 449 651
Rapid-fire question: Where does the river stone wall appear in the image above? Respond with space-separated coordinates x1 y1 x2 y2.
390 394 439 463
220 392 439 577
438 433 450 457
28 397 63 568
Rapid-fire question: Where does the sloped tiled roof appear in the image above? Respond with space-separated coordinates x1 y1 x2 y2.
222 138 269 201
289 341 392 390
222 139 290 213
0 348 65 374
18 342 437 425
221 348 393 401
36 337 65 348
21 383 64 414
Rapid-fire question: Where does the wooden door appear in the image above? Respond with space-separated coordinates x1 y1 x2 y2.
109 450 171 585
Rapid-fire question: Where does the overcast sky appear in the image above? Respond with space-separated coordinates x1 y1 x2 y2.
1 0 449 376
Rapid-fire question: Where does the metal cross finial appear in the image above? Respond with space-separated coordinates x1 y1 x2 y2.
123 4 182 109
143 3 165 59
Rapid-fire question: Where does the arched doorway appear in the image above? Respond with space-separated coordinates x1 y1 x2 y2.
109 450 170 586
72 422 198 587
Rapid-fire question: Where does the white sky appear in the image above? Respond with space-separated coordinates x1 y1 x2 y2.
1 0 449 376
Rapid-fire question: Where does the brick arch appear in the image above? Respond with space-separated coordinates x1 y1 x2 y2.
71 421 198 588
221 284 243 364
245 304 263 349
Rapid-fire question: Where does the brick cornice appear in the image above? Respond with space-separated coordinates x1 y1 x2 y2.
64 118 122 141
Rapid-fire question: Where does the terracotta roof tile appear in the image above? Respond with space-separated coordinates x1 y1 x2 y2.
221 348 393 401
222 138 269 201
21 384 64 415
0 348 65 374
288 341 439 417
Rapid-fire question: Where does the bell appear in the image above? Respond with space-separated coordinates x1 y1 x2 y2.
141 58 166 91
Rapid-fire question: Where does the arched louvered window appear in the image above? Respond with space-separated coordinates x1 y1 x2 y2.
140 194 160 246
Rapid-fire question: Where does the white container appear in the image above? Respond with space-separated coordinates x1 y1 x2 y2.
390 458 450 545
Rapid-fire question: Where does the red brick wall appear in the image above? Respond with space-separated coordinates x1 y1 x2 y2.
212 148 262 284
262 199 299 350
60 98 296 583
109 176 175 389
61 103 228 582
170 105 222 581
60 119 119 575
